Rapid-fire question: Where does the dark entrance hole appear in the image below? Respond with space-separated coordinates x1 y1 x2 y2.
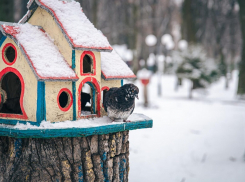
0 72 22 114
59 91 69 108
5 46 16 63
83 55 92 73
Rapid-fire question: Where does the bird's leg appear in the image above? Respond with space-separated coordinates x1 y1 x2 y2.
123 120 131 123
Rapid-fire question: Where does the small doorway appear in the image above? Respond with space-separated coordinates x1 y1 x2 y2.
0 72 22 114
78 77 101 118
80 82 96 116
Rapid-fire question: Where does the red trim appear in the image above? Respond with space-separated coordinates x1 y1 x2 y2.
1 25 78 81
38 0 113 51
78 77 101 118
2 43 17 66
0 67 28 120
101 71 136 79
80 51 96 76
57 88 73 112
101 86 109 91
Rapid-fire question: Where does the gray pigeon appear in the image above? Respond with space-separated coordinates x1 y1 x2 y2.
103 84 139 122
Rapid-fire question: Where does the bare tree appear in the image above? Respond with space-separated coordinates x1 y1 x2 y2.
0 0 14 22
237 0 245 96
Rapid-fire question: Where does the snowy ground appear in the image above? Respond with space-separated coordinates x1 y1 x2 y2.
128 71 245 182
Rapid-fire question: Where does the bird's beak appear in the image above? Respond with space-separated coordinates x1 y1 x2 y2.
135 94 139 99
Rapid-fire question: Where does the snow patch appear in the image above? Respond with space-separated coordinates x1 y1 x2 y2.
137 68 152 79
12 113 148 129
101 50 135 78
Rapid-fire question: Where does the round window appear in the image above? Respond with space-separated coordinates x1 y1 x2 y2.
2 43 17 65
57 88 73 111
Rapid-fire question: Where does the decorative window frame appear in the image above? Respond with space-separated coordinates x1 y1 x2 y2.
0 67 27 119
80 51 96 76
57 88 73 112
78 77 101 118
2 43 17 66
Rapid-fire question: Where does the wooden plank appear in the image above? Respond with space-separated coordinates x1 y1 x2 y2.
0 119 40 126
0 118 153 138
36 81 46 124
72 49 76 120
0 35 6 47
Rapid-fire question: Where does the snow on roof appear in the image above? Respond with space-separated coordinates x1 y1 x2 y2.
101 50 136 80
26 0 112 51
1 23 78 80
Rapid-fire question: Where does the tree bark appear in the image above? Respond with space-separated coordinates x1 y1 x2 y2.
0 131 130 182
143 85 148 107
189 80 193 99
237 0 245 96
0 0 14 22
182 0 197 43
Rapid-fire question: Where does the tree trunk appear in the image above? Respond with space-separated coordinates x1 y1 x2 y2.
143 85 148 107
0 132 130 182
13 0 29 23
182 0 197 43
237 0 245 96
0 0 14 22
189 80 193 99
92 0 98 27
132 1 139 74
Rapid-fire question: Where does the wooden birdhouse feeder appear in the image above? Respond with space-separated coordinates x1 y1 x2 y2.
0 0 153 181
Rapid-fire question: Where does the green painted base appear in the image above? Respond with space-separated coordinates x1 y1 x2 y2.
0 114 153 138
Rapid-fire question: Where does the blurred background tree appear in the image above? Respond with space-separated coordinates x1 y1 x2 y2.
237 0 245 97
175 45 219 98
0 0 14 22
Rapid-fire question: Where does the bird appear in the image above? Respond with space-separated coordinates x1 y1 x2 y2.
103 83 139 122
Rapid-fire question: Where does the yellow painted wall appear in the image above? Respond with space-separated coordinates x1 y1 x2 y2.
28 7 73 67
45 81 73 122
101 79 121 89
0 38 37 121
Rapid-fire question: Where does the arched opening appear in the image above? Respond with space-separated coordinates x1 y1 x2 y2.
78 77 101 118
80 83 96 116
80 51 96 76
83 55 92 73
0 72 22 114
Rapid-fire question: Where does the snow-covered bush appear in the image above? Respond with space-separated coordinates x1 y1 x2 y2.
173 45 220 97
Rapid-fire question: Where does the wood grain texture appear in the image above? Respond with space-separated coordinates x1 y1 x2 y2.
0 131 130 182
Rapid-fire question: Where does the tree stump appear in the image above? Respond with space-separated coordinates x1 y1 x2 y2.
0 131 130 182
